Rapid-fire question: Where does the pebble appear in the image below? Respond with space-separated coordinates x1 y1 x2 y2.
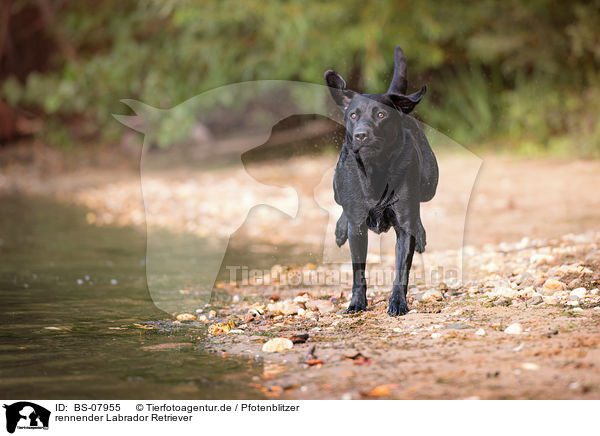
445 323 471 330
422 289 443 302
565 300 580 307
530 254 554 265
280 302 301 316
504 323 523 335
431 332 442 339
521 362 539 371
175 313 196 321
495 286 518 299
110 279 118 285
293 294 310 305
570 288 587 299
517 287 535 299
540 279 566 296
262 338 293 353
475 328 486 336
232 295 240 303
306 300 335 314
543 295 558 305
528 295 544 305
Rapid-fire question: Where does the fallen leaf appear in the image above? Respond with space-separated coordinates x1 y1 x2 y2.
306 359 324 366
133 323 154 330
367 384 398 397
208 320 235 335
345 352 371 365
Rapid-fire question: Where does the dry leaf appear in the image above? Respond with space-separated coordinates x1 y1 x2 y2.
345 352 371 365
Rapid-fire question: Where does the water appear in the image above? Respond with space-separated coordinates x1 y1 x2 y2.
0 195 264 399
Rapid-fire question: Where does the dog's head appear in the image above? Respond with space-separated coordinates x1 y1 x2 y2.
324 46 426 158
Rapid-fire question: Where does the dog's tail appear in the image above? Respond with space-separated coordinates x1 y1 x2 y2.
335 212 348 247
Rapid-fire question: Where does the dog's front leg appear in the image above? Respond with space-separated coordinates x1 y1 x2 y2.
345 222 368 312
388 227 416 316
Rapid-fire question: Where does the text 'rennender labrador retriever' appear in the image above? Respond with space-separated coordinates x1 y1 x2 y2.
324 46 439 316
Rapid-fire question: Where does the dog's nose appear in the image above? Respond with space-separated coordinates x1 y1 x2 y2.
354 130 368 143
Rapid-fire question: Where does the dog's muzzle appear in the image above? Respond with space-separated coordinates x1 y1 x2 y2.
352 129 369 153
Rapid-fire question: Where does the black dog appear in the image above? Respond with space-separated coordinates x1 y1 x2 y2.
324 46 438 316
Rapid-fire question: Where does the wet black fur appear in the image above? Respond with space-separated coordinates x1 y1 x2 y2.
325 46 439 316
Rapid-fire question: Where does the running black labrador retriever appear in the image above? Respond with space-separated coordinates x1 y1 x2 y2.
324 46 438 316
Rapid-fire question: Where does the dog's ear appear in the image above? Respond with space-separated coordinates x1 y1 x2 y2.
324 70 355 112
388 86 427 114
388 46 408 95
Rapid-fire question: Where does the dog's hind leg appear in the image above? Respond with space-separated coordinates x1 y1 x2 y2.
345 222 368 312
335 212 349 247
388 226 416 316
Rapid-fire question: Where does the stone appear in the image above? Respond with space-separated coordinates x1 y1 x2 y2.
567 278 582 289
411 293 424 302
517 287 535 299
565 300 580 307
445 323 471 330
504 323 523 335
530 254 554 265
521 362 539 371
543 295 558 305
422 289 443 302
280 302 300 316
293 294 309 306
431 332 442 339
306 300 335 314
443 277 462 290
475 328 486 336
266 302 283 314
541 279 566 296
262 338 294 353
528 295 544 305
570 287 587 299
175 313 196 321
494 297 512 307
495 286 518 299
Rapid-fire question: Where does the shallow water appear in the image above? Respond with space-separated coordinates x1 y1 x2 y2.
0 195 264 399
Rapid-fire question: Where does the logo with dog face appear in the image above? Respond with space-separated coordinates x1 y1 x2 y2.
114 77 481 313
3 402 50 433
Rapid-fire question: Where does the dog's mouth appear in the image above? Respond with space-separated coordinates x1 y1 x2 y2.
352 142 380 155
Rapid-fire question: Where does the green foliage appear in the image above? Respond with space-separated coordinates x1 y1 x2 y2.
2 0 600 155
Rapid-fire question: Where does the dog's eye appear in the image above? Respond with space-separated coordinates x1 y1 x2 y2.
377 112 385 118
350 113 357 119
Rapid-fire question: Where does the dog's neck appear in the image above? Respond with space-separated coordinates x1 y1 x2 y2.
348 144 392 199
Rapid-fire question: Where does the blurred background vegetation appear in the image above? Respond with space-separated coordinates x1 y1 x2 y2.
1 0 599 155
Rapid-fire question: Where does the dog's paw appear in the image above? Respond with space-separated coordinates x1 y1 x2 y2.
387 298 409 316
335 213 348 247
345 296 367 313
335 233 348 247
344 304 367 313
